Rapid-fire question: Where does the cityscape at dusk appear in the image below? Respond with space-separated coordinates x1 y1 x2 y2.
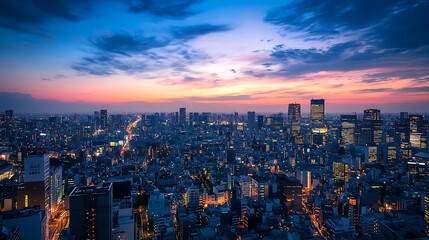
1 0 429 240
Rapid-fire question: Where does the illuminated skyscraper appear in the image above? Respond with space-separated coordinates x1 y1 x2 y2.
341 114 357 145
311 99 325 127
364 109 381 121
17 154 50 211
422 192 429 236
288 103 301 132
410 114 424 133
363 109 383 144
179 108 186 125
395 113 410 143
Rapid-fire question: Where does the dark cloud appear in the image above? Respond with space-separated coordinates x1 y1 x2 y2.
172 24 231 41
90 32 169 56
40 74 66 81
260 0 429 79
189 95 256 101
395 86 429 93
183 76 198 82
352 88 392 94
74 24 230 76
0 0 93 35
264 0 428 48
362 69 429 83
249 41 429 78
125 0 202 18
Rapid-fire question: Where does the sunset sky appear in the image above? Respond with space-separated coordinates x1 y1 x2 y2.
1 0 429 113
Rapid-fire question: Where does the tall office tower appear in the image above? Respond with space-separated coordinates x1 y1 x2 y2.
17 154 50 211
201 112 211 123
410 114 424 133
179 108 186 125
111 114 123 130
348 197 359 229
247 111 256 129
100 109 108 130
227 148 236 164
364 109 381 121
0 110 14 144
341 114 357 145
363 109 383 144
422 192 429 236
257 115 264 130
396 113 410 143
174 112 179 123
69 183 112 240
310 99 325 127
50 165 62 211
371 120 383 144
93 111 100 129
288 103 301 132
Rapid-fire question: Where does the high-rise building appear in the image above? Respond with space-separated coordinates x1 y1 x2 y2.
422 192 429 236
17 154 50 211
247 111 256 129
93 111 100 129
395 113 410 143
50 165 62 211
364 109 381 121
179 108 186 125
257 115 264 130
69 183 112 240
288 103 301 132
311 99 325 127
341 114 357 145
410 114 424 133
100 109 108 130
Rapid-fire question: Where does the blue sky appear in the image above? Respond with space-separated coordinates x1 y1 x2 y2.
0 0 428 113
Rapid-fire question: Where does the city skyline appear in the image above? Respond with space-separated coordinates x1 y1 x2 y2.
1 0 429 113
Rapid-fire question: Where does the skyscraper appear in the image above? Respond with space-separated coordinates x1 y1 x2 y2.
409 114 424 133
69 183 112 240
364 109 381 121
257 115 264 130
341 114 357 145
17 154 50 211
179 108 186 125
247 111 256 129
311 99 325 127
363 109 383 144
100 109 108 130
288 103 301 132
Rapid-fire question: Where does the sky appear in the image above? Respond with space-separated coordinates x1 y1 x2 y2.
0 0 429 113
